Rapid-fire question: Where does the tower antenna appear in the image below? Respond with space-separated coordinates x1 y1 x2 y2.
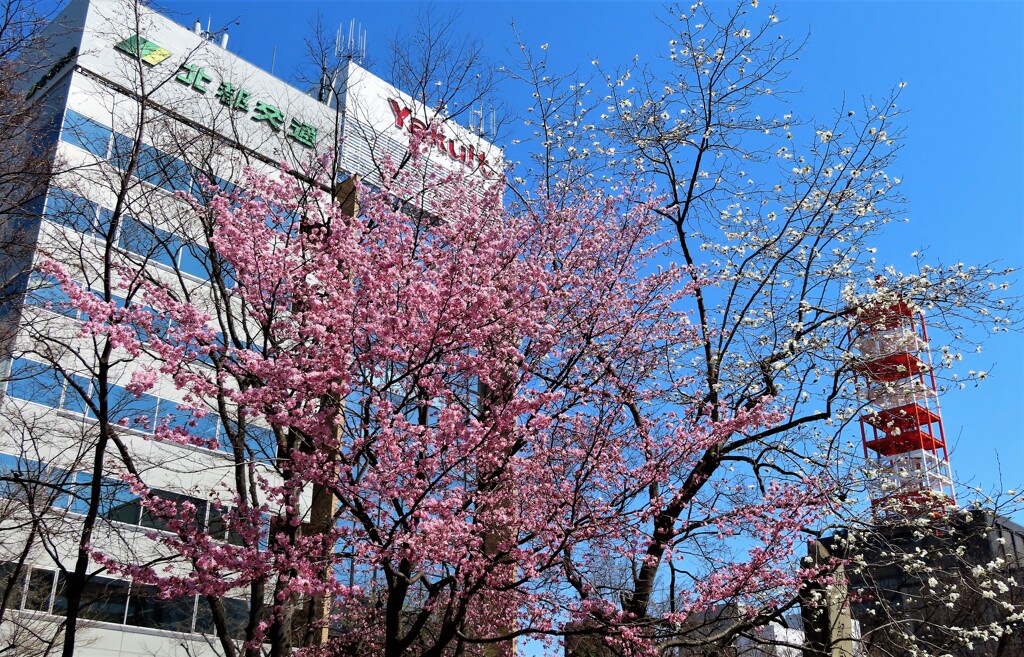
336 18 367 62
852 296 956 518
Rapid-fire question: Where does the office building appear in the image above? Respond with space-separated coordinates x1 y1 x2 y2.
0 1 497 655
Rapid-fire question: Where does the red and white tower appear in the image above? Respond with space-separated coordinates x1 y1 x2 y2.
852 301 956 515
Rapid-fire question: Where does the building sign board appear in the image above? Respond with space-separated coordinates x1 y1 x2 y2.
26 47 78 99
387 98 493 176
338 61 501 184
113 33 319 148
113 34 171 66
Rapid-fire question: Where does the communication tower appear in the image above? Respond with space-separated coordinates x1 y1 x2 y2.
852 300 956 515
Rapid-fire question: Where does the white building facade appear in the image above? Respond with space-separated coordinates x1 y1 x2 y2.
0 1 498 655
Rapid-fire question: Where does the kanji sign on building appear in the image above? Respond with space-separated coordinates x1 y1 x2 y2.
113 34 319 149
175 63 212 92
215 82 251 111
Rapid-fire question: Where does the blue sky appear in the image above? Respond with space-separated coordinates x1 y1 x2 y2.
159 0 1024 513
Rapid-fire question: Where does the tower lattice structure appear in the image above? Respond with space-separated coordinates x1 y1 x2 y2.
852 301 956 515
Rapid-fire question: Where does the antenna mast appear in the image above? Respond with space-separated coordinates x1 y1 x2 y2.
336 18 367 62
852 299 956 518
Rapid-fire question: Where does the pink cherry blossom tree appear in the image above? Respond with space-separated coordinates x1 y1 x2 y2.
38 125 852 657
27 3 1017 657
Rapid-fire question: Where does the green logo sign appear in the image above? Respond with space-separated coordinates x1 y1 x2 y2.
114 34 172 66
26 47 77 100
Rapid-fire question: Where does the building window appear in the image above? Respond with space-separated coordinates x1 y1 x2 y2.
5 357 64 409
0 562 25 610
25 273 76 318
195 596 250 638
220 419 276 458
140 489 207 534
4 356 225 449
109 133 135 171
0 452 84 510
108 384 159 432
53 573 131 625
126 584 196 632
119 215 181 270
2 561 261 635
93 476 143 525
61 110 111 159
178 242 210 279
44 187 98 234
136 143 191 193
25 568 56 612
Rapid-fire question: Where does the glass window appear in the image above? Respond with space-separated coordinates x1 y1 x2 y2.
207 505 229 541
74 575 130 624
25 569 55 612
108 384 159 432
224 597 250 639
61 373 91 416
118 215 182 270
140 489 206 534
131 305 171 343
266 202 298 230
0 562 26 611
188 171 243 208
34 94 65 153
0 452 24 499
135 143 162 184
246 425 276 460
45 187 97 234
117 215 151 254
25 273 75 317
96 207 114 237
166 409 219 445
61 110 111 158
45 466 77 510
77 287 123 324
179 242 209 279
136 144 190 194
21 194 45 222
194 332 224 366
188 167 214 200
207 506 245 546
1 195 44 241
126 584 195 632
67 469 92 515
0 454 44 504
153 226 183 269
194 597 214 634
157 156 191 194
193 412 220 444
6 357 63 408
109 133 134 171
0 272 29 317
78 475 141 525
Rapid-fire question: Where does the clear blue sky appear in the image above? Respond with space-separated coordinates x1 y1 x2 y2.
157 0 1023 512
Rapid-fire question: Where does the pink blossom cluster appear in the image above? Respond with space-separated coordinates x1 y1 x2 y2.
50 151 840 654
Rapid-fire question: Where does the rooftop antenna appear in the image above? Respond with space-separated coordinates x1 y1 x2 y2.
471 107 484 136
270 45 277 75
335 18 367 62
470 105 496 138
317 19 366 107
